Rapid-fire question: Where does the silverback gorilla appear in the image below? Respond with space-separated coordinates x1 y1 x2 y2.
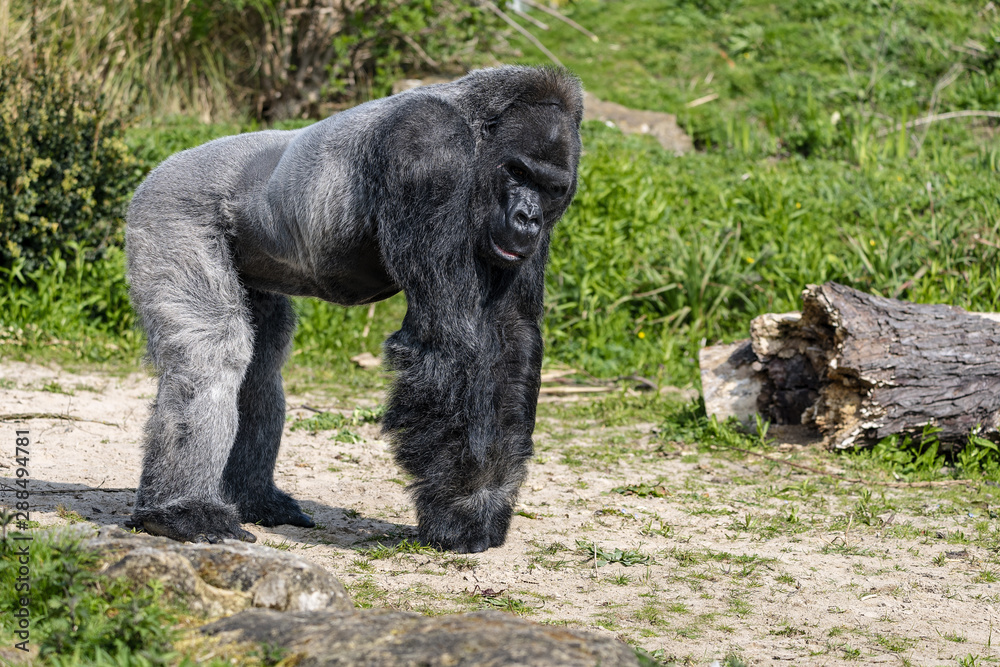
124 66 583 553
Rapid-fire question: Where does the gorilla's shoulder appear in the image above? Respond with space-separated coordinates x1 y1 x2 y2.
385 95 474 153
348 94 477 184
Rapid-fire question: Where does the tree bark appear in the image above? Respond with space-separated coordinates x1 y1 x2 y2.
699 282 1000 448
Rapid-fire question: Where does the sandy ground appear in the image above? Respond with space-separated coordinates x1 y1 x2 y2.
1 359 998 666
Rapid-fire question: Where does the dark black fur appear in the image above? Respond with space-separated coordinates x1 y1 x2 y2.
125 66 583 552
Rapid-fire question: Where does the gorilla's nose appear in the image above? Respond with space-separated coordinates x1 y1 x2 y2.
508 206 541 249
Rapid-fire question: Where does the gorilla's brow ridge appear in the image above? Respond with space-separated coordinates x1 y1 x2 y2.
512 155 573 189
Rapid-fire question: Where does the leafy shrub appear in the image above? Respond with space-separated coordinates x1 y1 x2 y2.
0 530 178 663
0 53 139 272
325 0 498 102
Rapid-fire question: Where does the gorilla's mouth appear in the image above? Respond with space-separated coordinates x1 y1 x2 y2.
489 236 524 262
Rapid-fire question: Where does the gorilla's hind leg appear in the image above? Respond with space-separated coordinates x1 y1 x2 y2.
222 289 314 528
127 223 256 543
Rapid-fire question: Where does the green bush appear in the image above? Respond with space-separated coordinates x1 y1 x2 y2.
0 530 178 664
0 53 140 272
327 0 498 101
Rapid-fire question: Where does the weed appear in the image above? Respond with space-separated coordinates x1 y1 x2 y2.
721 653 749 667
772 624 805 637
613 482 670 498
610 572 632 585
974 570 999 584
41 381 72 395
358 539 437 559
55 505 85 524
479 594 534 615
291 406 384 434
875 634 914 653
441 555 479 571
262 539 292 551
639 515 673 538
346 577 385 609
726 592 753 617
634 602 665 626
350 557 374 572
841 645 862 660
576 540 652 567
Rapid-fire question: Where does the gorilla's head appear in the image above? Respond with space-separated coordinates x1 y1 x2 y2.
475 73 582 268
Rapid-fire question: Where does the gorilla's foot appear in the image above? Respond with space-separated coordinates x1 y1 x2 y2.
127 499 256 543
235 487 316 529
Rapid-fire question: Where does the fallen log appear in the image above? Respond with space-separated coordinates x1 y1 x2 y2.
700 282 1000 448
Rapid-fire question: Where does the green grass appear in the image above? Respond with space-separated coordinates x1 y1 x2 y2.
290 405 384 434
509 0 1000 154
357 538 438 559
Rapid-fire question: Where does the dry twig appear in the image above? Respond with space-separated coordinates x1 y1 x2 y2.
480 0 564 68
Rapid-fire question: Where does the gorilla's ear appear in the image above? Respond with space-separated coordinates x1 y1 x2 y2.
481 115 501 139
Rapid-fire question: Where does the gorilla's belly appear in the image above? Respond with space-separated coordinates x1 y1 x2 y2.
235 237 400 306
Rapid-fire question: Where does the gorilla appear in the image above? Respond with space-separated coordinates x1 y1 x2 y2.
124 66 583 553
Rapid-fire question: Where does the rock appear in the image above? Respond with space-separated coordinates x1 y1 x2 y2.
203 608 641 666
78 528 639 665
583 92 692 155
84 528 352 616
351 351 382 369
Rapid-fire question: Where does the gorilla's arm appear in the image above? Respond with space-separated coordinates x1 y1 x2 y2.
372 97 536 553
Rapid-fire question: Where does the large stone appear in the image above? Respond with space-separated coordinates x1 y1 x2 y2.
583 92 692 155
203 608 641 666
84 528 352 616
77 528 640 665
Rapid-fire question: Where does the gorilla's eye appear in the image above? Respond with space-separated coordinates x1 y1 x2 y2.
508 165 527 179
482 116 501 137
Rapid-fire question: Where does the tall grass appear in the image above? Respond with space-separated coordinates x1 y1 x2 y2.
0 0 268 119
0 0 499 121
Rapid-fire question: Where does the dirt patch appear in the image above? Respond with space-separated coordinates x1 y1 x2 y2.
2 360 998 665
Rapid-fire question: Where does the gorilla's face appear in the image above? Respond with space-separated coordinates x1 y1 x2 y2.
480 104 579 267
